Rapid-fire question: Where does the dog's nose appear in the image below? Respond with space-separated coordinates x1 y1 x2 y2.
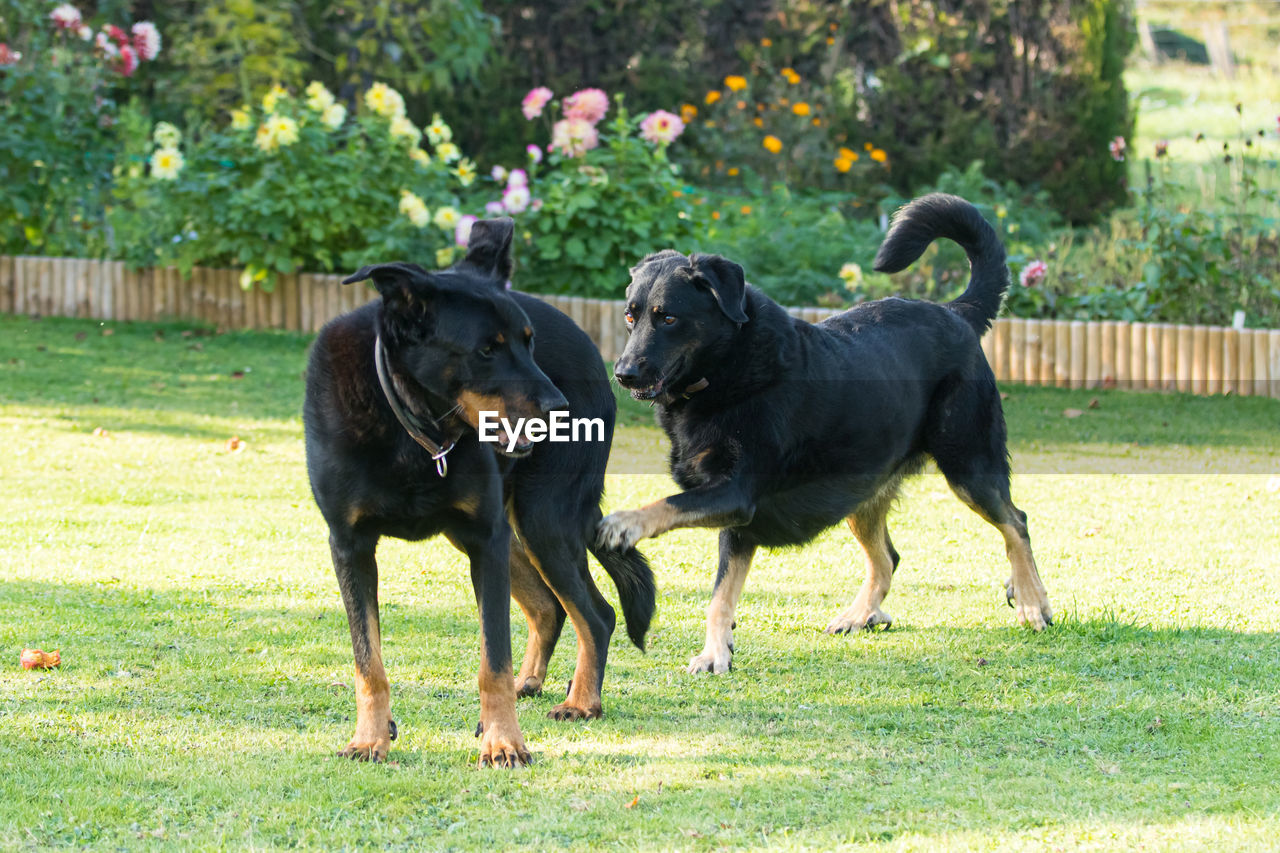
535 387 569 415
614 358 642 388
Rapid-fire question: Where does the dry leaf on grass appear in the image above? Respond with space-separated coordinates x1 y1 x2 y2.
1062 408 1085 419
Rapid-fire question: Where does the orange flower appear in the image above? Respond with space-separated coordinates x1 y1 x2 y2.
705 90 722 105
834 156 852 173
826 36 835 45
864 142 874 151
704 120 717 128
680 103 698 123
728 167 740 176
870 148 888 162
752 117 764 128
762 135 783 154
760 37 773 47
811 118 822 127
736 100 747 110
724 75 748 92
792 102 811 116
839 147 858 161
672 189 684 197
779 97 790 107
781 68 801 84
740 205 752 215
712 210 721 220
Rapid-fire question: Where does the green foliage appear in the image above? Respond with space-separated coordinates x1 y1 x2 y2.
111 83 479 288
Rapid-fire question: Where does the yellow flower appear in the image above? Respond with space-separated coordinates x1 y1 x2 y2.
435 142 460 163
364 82 405 118
433 206 460 231
792 102 811 116
752 117 764 128
762 135 782 154
149 147 184 180
839 262 863 288
704 120 717 129
781 68 800 84
760 37 772 47
705 90 722 105
409 148 431 167
826 36 835 46
389 115 421 143
305 81 335 112
320 102 347 130
261 84 288 113
680 103 698 123
870 148 888 163
838 146 858 161
864 142 874 151
269 115 299 147
426 113 452 145
834 156 852 173
724 75 747 92
453 158 477 186
255 122 278 153
811 117 823 127
436 247 456 268
230 107 251 131
399 190 430 228
727 167 740 176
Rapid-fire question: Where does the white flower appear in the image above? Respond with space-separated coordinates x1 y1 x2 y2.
320 102 346 130
153 121 181 149
433 206 461 231
131 21 161 61
50 4 82 31
502 186 531 214
149 147 184 180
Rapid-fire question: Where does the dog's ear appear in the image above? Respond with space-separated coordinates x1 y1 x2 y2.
690 254 749 324
462 217 515 283
343 262 436 308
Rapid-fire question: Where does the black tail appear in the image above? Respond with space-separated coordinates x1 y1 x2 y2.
873 193 1009 335
589 542 656 651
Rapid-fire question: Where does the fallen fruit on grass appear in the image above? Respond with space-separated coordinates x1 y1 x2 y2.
20 649 61 670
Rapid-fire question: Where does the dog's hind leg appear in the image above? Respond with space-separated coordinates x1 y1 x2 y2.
509 535 566 698
330 529 396 762
826 497 897 634
688 529 756 674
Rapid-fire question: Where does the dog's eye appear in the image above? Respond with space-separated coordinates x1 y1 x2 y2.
624 310 635 328
662 315 677 326
478 344 496 359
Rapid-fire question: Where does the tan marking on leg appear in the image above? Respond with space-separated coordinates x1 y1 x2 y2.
476 656 530 768
509 539 559 697
997 522 1053 631
688 545 754 674
826 512 895 633
339 603 393 762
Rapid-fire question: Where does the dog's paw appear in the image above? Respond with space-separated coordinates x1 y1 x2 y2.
597 510 646 551
477 721 531 769
687 647 732 675
825 606 892 634
1015 600 1053 631
515 676 543 698
548 702 603 721
337 736 391 763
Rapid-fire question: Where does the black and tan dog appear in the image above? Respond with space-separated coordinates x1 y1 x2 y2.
304 219 654 766
598 194 1051 675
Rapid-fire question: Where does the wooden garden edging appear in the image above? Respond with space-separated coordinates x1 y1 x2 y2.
3 255 1280 398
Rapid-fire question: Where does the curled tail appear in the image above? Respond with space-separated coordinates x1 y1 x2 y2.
589 541 656 651
873 193 1010 335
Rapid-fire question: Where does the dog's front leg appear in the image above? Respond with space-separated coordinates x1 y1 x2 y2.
688 529 756 675
331 529 397 762
462 526 531 769
597 481 755 551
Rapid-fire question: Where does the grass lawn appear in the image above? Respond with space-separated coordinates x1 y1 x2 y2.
2 314 1279 850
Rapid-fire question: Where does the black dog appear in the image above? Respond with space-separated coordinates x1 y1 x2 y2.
304 219 654 766
598 193 1051 675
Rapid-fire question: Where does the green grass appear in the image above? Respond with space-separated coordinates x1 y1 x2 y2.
3 315 1280 850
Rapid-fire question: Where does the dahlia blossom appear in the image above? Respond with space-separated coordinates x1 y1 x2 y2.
0 44 22 66
549 118 598 158
364 82 405 119
149 147 184 180
433 206 461 231
116 44 139 77
491 165 508 183
639 110 685 145
305 81 335 112
389 115 421 144
399 191 430 228
502 186 531 214
562 88 609 124
1109 136 1126 162
425 114 452 145
131 21 161 61
230 107 251 131
455 215 478 248
95 32 119 59
320 102 347 130
521 87 553 120
104 25 129 47
507 168 528 189
153 121 181 148
485 201 505 216
50 4 82 31
1019 260 1048 288
435 142 460 163
526 144 543 164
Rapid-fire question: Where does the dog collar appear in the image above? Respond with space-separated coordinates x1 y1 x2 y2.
682 377 709 398
374 334 458 478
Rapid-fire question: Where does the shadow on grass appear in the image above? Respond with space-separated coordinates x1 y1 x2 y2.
4 577 1279 837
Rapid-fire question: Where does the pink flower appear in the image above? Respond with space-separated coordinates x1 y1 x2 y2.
455 215 478 248
50 4 82 31
562 88 609 124
484 200 505 215
1019 260 1048 288
507 168 528 189
0 43 21 65
531 198 544 212
1109 136 1126 162
131 22 161 61
522 86 553 120
639 109 685 145
549 118 599 158
105 25 129 48
95 31 119 59
526 143 543 164
502 186 531 214
116 44 138 77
